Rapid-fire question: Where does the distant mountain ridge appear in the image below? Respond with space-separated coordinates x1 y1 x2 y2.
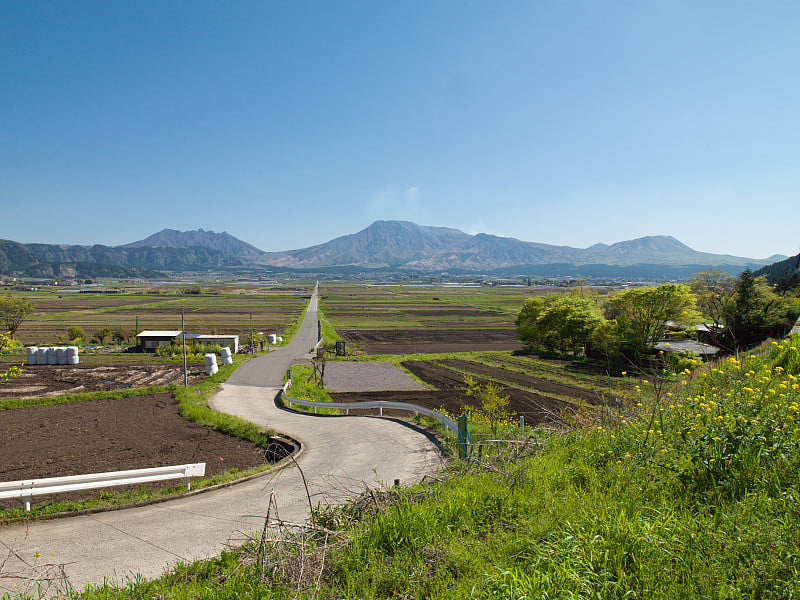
0 222 787 279
0 240 156 279
255 220 782 272
754 252 800 281
124 228 266 262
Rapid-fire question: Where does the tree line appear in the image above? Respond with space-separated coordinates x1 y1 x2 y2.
515 269 800 364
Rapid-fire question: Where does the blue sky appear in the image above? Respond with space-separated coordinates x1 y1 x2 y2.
2 1 799 259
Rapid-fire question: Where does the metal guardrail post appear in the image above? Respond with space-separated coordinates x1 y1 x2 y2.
457 416 469 460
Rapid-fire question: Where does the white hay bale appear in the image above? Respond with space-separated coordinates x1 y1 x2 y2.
204 353 218 375
55 347 67 365
46 347 58 365
220 347 233 365
66 346 79 365
26 347 39 365
277 336 283 342
268 334 277 345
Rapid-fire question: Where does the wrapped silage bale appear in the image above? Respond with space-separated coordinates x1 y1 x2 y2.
26 346 39 365
204 353 218 376
268 334 277 345
277 336 283 342
47 347 59 365
55 347 67 365
66 346 79 365
220 347 233 365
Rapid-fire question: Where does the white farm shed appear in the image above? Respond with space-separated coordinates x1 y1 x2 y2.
136 330 183 351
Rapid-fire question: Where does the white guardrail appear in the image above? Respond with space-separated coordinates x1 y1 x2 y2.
279 379 458 434
0 463 206 511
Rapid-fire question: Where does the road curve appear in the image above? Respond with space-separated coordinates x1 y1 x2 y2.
0 286 443 596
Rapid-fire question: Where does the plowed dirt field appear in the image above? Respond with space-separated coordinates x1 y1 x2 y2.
437 359 618 406
0 363 205 400
0 393 267 508
339 328 524 354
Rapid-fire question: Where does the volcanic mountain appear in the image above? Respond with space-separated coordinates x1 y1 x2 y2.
255 220 781 272
124 228 266 262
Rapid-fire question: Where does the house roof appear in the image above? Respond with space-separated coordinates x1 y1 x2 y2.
655 339 721 356
136 330 183 338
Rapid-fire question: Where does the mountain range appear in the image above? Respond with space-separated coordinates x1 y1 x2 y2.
0 221 788 280
256 221 783 272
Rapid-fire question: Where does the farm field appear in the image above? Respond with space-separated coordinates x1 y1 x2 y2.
317 283 628 425
0 392 267 509
0 283 311 515
0 359 205 399
325 356 623 427
321 284 557 354
4 283 311 346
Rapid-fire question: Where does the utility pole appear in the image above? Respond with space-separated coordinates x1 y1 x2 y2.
250 311 254 355
182 307 187 388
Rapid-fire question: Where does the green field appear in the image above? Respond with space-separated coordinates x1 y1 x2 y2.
320 284 550 330
3 284 311 346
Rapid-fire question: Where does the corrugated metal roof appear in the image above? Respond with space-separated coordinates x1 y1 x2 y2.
136 330 183 338
655 339 721 356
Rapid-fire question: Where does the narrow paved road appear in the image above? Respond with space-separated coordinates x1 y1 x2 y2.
0 286 443 597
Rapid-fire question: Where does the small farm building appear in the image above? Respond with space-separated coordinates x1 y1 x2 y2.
136 330 183 351
184 334 239 354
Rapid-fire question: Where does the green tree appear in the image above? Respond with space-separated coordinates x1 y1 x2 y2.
112 328 128 344
0 295 34 339
464 376 512 436
515 296 546 348
93 327 112 344
516 294 602 355
726 269 800 349
775 270 800 295
590 318 621 356
690 269 737 350
66 325 86 342
604 283 698 356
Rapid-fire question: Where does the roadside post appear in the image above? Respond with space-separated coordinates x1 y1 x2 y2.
457 416 470 460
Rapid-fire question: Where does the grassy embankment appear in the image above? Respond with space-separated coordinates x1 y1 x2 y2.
69 336 800 599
